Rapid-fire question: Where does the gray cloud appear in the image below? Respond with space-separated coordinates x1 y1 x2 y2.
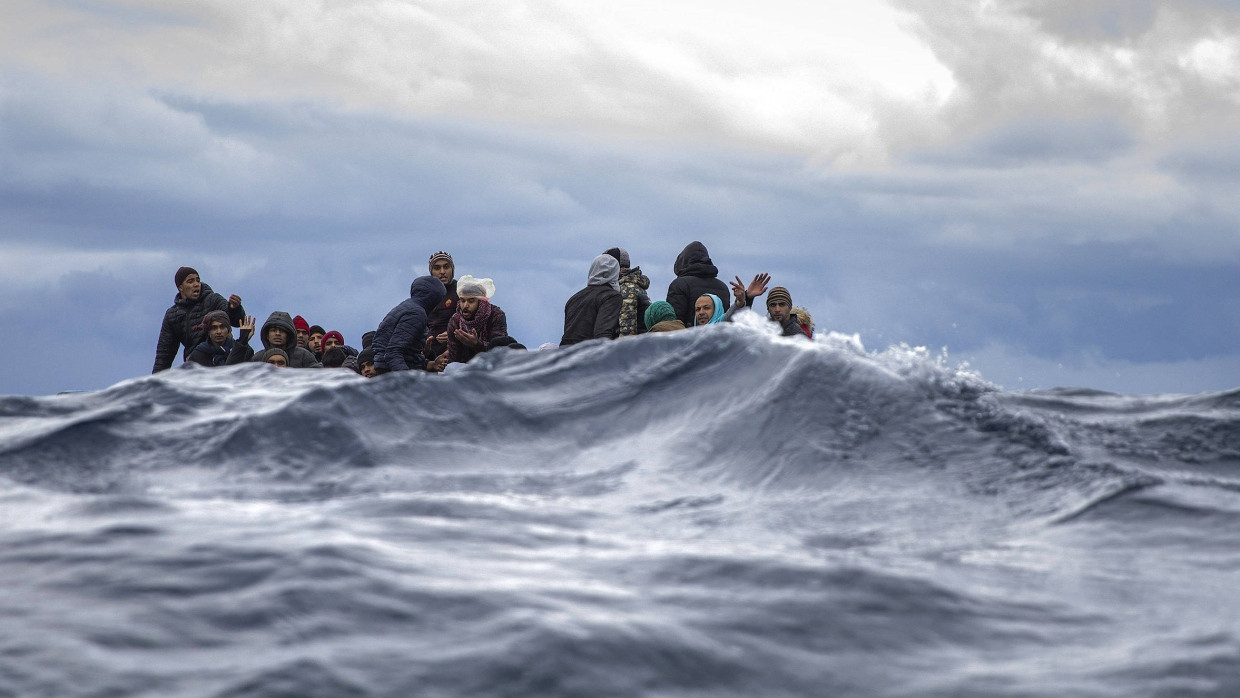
2 1 1239 395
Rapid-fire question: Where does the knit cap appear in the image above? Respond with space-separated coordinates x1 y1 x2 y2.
604 247 630 269
767 287 792 307
175 266 198 287
428 251 454 271
293 315 310 332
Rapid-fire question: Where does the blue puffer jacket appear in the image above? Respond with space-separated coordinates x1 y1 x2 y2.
373 276 447 371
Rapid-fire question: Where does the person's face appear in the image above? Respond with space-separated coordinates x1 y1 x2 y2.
431 260 454 284
178 274 202 301
267 326 288 347
361 362 377 378
207 320 230 346
768 300 790 323
322 335 341 351
458 296 481 318
266 354 288 367
309 332 323 353
694 296 714 326
295 329 309 348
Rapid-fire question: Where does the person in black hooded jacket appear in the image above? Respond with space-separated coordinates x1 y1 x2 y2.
561 255 623 346
227 311 322 367
153 267 245 372
373 275 447 372
665 242 731 328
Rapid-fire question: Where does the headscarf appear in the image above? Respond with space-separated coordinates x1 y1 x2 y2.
644 300 676 329
695 293 725 326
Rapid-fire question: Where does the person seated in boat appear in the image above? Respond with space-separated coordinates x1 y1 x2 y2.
693 293 726 326
308 325 326 360
153 266 245 372
228 312 322 367
644 300 686 332
764 287 810 338
373 275 448 372
321 331 345 355
561 255 623 346
293 315 312 352
443 276 507 368
186 310 238 367
357 348 378 377
254 347 289 367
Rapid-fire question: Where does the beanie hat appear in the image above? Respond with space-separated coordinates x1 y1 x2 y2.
767 287 792 308
259 347 289 364
457 275 495 299
357 347 376 366
361 331 376 350
202 310 230 330
175 266 198 287
428 251 454 272
309 325 326 336
644 300 676 329
293 315 310 332
604 247 630 269
321 330 345 348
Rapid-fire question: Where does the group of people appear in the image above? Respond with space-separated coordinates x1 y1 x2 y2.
152 242 815 377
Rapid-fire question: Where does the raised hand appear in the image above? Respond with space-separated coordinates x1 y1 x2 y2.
744 273 770 299
228 294 242 309
239 315 256 341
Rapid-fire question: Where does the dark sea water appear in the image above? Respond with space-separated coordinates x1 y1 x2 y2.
2 321 1238 697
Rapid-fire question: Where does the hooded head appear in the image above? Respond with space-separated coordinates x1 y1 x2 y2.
673 241 719 279
588 254 621 292
409 275 448 312
260 311 298 351
644 300 676 329
603 247 630 270
694 293 725 326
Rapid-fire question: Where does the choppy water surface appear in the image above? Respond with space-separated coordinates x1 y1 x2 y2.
2 321 1238 697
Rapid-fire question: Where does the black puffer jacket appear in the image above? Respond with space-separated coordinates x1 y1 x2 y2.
373 276 448 371
665 242 730 328
152 283 244 372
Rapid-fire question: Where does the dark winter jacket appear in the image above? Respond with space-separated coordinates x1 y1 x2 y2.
777 313 811 338
152 282 244 372
374 276 448 371
561 256 623 346
425 279 459 360
228 311 322 367
187 336 237 367
665 242 730 328
617 267 651 336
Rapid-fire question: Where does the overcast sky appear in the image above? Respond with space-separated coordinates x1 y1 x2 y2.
2 0 1238 396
